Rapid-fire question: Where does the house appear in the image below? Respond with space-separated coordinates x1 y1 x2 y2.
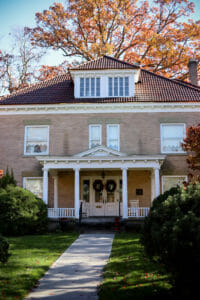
0 56 200 220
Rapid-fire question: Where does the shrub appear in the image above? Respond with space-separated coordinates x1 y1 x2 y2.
0 235 9 263
141 183 200 297
0 168 16 189
0 185 48 236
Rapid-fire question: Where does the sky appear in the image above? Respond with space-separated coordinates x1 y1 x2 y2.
0 0 200 66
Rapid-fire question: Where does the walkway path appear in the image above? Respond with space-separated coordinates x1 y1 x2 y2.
26 233 114 300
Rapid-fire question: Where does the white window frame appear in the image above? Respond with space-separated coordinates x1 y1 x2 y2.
162 175 187 193
160 123 186 154
24 125 49 156
79 77 101 98
23 177 43 198
89 124 102 149
108 76 129 97
106 124 120 151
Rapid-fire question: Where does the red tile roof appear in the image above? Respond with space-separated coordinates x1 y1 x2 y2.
0 57 200 105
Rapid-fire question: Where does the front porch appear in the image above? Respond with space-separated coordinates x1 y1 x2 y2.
37 146 165 220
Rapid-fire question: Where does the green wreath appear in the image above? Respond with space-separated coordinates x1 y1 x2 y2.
106 180 116 192
93 180 104 192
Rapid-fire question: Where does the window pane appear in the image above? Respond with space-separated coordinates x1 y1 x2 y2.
119 77 123 96
86 78 90 96
163 125 184 138
162 124 185 153
83 180 90 202
109 77 112 96
114 77 118 96
90 125 101 148
27 127 48 141
163 176 186 192
96 78 100 96
91 78 95 96
125 77 129 96
163 138 182 152
24 178 43 199
107 125 119 150
26 141 47 154
80 78 84 97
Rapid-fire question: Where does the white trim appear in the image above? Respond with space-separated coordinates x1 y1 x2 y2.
161 175 188 193
89 124 102 149
1 102 200 115
160 123 186 154
106 124 120 151
76 145 125 157
24 125 49 156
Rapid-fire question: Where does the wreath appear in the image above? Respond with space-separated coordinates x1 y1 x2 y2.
106 180 116 192
93 180 104 192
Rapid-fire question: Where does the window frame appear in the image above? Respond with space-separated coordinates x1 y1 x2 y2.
79 77 101 98
160 123 186 154
23 177 43 199
108 76 129 97
24 125 49 156
106 124 120 151
162 175 187 193
89 124 102 149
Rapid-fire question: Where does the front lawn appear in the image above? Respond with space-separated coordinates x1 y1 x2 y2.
99 233 175 300
0 233 78 300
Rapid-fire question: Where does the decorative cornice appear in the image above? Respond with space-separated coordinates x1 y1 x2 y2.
0 102 200 115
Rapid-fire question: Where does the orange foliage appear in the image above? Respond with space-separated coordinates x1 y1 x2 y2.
29 0 200 79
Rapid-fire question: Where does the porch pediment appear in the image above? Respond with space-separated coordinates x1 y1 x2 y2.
74 145 126 157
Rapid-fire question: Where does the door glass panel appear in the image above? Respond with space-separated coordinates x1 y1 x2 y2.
107 191 115 202
83 180 90 202
95 190 103 202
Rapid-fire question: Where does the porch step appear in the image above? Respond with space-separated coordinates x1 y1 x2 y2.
81 217 116 225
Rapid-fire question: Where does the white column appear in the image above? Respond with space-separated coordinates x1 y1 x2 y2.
74 168 80 219
154 167 160 198
43 168 49 205
53 174 58 209
122 167 128 219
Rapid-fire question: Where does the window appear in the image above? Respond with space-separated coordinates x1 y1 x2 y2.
162 176 187 193
108 77 129 97
80 77 101 97
107 124 120 151
82 180 90 202
161 124 185 153
24 126 49 155
89 125 102 148
23 177 43 199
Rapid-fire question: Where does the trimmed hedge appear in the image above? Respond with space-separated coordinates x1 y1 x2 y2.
141 183 200 297
0 235 9 263
0 185 48 236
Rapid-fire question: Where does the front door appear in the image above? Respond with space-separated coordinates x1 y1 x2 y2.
92 177 122 216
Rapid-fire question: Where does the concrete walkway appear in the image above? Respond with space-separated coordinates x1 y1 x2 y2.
26 233 114 300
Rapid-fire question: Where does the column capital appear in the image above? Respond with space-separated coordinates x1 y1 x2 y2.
42 167 49 172
121 166 128 171
73 167 80 172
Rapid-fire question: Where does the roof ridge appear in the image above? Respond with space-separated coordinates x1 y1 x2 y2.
141 68 200 92
70 56 104 70
0 72 70 101
103 55 139 68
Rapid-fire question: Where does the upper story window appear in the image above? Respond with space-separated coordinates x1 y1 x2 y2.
89 124 102 148
107 124 120 151
80 77 100 97
24 125 49 155
161 123 185 153
108 77 129 97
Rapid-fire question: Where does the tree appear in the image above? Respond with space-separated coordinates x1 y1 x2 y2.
29 0 200 79
35 63 68 81
182 124 200 182
0 28 44 95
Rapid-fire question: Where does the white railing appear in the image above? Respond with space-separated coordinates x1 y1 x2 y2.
48 208 75 218
128 207 150 218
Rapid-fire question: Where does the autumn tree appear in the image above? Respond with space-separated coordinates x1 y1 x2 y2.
182 124 200 182
29 0 200 79
35 60 70 81
0 28 44 95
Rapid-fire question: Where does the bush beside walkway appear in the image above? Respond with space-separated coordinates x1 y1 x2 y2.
0 233 78 300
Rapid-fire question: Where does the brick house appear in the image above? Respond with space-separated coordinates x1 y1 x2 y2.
0 56 200 219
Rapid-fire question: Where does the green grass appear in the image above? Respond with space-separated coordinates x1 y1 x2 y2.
99 233 175 300
0 233 78 300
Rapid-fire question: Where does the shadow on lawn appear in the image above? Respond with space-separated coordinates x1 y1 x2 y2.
99 233 176 300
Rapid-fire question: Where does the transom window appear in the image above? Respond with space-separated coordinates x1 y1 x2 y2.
89 124 102 148
24 125 49 155
23 177 43 199
108 77 129 97
107 124 120 151
80 77 100 97
162 176 187 193
161 124 185 153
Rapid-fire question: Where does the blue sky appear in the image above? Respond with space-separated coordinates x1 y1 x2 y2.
0 0 199 66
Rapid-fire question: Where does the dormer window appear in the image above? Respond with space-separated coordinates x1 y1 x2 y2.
108 77 129 97
80 77 100 97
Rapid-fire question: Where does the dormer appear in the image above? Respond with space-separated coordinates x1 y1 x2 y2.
70 56 140 99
